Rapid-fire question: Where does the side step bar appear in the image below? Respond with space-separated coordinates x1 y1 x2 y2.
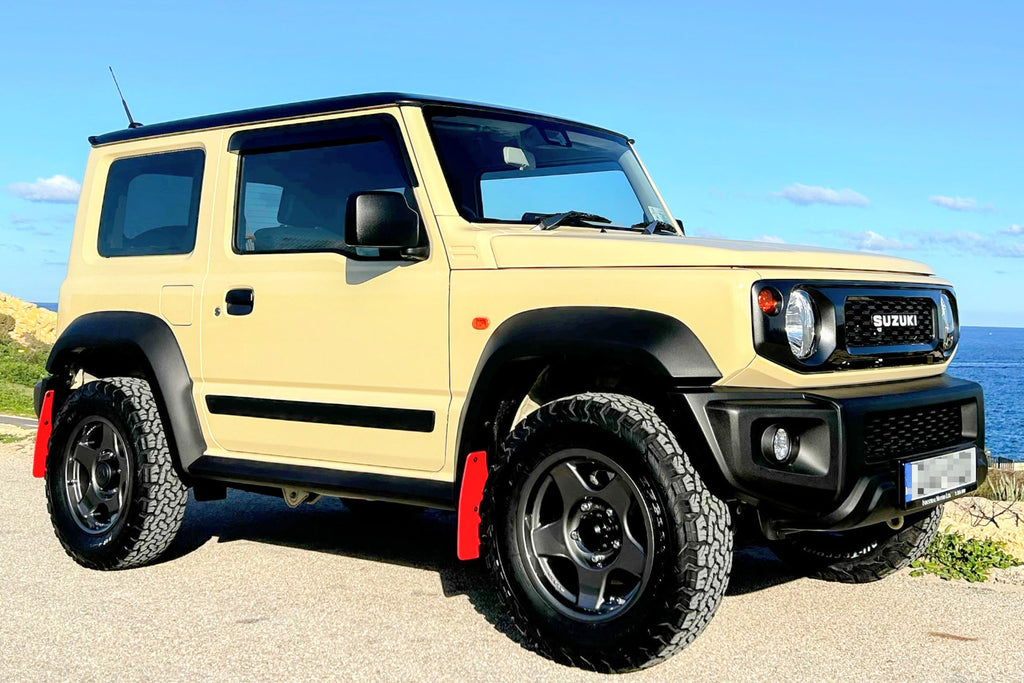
188 455 455 510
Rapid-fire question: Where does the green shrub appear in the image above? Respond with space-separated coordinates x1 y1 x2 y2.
911 530 1021 582
0 334 51 416
0 382 35 416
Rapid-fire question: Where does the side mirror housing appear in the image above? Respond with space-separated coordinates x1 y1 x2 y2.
346 191 420 249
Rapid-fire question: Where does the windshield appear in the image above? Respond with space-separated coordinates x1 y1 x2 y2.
425 108 676 231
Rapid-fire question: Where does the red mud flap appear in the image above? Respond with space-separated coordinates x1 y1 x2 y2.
32 390 54 479
456 450 488 560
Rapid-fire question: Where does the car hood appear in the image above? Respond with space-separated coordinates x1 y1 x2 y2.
488 231 934 275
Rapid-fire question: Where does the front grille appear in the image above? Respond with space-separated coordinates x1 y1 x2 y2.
863 402 964 462
845 296 935 348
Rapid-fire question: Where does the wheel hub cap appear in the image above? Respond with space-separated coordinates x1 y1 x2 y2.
570 499 622 566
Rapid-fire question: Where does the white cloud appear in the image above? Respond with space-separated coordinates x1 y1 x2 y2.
774 183 870 207
999 224 1024 235
928 195 994 213
756 234 786 243
845 230 916 252
6 175 81 203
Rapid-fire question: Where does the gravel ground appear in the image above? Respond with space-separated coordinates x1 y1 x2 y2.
2 440 1023 682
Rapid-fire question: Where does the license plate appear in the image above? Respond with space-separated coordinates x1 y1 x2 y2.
903 447 977 506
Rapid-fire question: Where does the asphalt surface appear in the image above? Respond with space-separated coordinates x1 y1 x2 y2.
2 440 1023 682
0 413 37 428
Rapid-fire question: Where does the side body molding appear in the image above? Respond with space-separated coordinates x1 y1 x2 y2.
454 306 721 474
47 311 208 471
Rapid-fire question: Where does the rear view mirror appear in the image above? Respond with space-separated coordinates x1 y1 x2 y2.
346 191 420 249
503 146 534 170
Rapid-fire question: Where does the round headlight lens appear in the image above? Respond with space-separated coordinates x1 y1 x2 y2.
785 289 818 360
939 293 956 351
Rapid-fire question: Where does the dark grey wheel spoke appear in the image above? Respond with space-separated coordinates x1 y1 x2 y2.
576 566 609 612
73 443 101 471
613 537 647 578
532 521 570 559
98 424 118 452
76 487 104 523
549 463 592 507
599 475 633 519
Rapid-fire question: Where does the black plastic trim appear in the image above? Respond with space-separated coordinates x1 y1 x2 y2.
680 374 985 532
88 92 628 146
189 455 454 510
454 306 720 484
46 311 208 471
206 395 435 433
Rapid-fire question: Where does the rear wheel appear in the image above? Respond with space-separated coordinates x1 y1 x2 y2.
482 392 732 672
771 506 943 583
45 378 188 570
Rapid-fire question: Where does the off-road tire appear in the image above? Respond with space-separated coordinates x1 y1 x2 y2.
481 392 733 673
45 378 188 570
770 505 943 583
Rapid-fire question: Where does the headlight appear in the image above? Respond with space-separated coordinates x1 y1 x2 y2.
938 292 956 351
785 289 818 360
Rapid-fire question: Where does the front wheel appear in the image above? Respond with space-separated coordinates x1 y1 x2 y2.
481 393 732 672
770 506 943 583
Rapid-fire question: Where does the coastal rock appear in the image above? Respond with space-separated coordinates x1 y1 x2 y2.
0 292 57 346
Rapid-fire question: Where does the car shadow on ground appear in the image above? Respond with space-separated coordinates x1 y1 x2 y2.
166 489 801 640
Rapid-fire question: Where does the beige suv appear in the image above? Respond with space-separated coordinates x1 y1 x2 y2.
34 93 985 672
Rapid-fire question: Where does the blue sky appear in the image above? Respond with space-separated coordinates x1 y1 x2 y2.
1 1 1021 325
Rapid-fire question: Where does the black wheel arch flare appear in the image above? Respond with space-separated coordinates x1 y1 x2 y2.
45 311 207 473
454 306 721 487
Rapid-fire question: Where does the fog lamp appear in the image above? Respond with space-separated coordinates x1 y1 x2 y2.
762 425 797 465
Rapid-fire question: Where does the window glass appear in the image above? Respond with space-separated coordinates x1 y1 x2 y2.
236 137 417 254
98 149 205 257
427 108 675 231
481 169 643 227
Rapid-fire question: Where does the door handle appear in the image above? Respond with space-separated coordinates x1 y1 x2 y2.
225 288 254 316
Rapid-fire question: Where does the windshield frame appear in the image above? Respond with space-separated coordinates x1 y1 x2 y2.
422 105 680 235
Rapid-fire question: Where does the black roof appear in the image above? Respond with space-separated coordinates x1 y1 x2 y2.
89 92 627 146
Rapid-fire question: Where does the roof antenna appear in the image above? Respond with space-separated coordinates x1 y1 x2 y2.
108 66 143 129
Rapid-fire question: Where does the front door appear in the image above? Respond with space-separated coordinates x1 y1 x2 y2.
199 112 450 473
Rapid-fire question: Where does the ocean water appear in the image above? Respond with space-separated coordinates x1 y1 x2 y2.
950 326 1024 461
28 302 1021 459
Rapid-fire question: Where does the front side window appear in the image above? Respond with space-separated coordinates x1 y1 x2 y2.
233 120 418 254
98 149 205 257
426 108 675 232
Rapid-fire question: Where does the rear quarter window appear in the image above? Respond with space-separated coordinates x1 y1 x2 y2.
97 149 205 257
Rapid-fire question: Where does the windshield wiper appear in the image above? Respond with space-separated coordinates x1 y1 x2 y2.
631 219 679 236
532 211 612 231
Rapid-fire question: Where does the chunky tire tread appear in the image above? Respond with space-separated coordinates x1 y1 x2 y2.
481 392 732 672
772 505 943 583
45 378 188 570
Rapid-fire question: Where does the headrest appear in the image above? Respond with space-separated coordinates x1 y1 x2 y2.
277 186 338 229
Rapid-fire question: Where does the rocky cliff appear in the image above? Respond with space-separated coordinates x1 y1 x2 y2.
0 292 57 346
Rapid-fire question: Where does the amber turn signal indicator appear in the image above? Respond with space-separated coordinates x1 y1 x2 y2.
472 317 490 330
758 288 782 316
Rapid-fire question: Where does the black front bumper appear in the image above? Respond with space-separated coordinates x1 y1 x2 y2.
678 374 985 534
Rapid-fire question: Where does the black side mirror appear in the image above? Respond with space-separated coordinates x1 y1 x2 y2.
676 218 686 234
346 191 420 249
